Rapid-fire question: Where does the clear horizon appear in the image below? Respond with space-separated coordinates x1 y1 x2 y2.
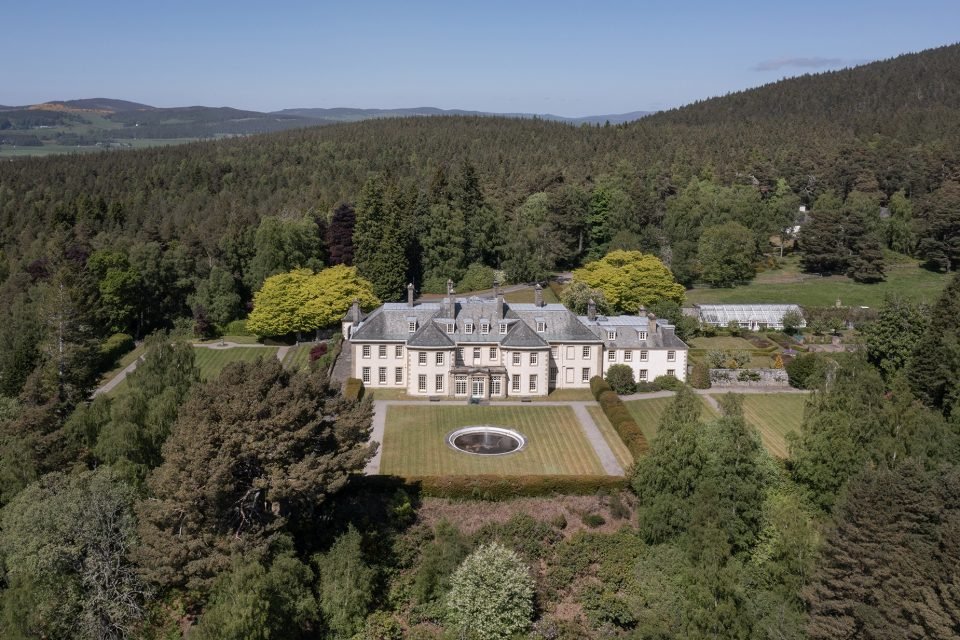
1 0 958 117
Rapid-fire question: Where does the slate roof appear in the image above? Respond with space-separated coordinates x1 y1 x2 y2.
579 315 688 350
506 303 600 343
500 320 549 348
406 321 455 348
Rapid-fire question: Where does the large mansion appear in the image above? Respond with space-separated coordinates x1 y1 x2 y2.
343 282 688 399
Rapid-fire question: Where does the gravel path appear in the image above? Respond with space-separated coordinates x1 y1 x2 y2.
92 356 143 397
570 402 624 476
365 400 387 474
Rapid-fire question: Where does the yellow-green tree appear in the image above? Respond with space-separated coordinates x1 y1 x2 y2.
572 250 685 314
247 266 379 338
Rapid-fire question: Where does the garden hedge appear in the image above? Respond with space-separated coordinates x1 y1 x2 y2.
409 474 627 500
344 377 365 402
589 376 649 457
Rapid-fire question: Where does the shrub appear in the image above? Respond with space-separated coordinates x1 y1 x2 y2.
314 527 375 639
737 369 762 382
706 349 728 368
411 475 627 500
446 543 535 640
458 263 496 293
589 375 612 400
224 319 253 336
605 364 636 394
99 333 134 368
785 353 819 389
652 375 683 391
550 514 568 530
594 387 649 457
608 493 630 520
689 361 711 389
581 513 606 528
634 380 663 393
344 377 365 402
309 342 329 362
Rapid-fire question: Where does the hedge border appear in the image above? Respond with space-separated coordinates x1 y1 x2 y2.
344 377 365 402
590 375 650 457
405 474 627 500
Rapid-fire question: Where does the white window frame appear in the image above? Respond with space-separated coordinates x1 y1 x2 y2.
408 321 417 332
551 346 559 359
446 322 454 334
536 321 545 332
455 376 468 395
667 350 676 362
607 330 616 340
362 345 371 359
640 350 648 361
457 347 464 364
639 369 648 381
581 367 591 382
582 346 591 360
499 322 508 335
549 367 558 384
624 350 632 362
418 352 427 366
465 322 474 334
530 352 538 366
511 374 520 392
473 347 481 360
378 345 387 359
490 376 501 396
395 367 403 384
667 369 676 377
638 331 647 340
529 374 537 392
362 367 371 383
512 352 521 366
378 367 387 384
418 374 427 393
480 322 489 335
395 345 403 358
608 350 616 362
436 352 445 366
489 347 497 359
435 374 444 393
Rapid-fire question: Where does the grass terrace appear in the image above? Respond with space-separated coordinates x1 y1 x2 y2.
624 396 718 443
282 343 315 372
726 393 807 458
380 404 612 476
193 347 279 381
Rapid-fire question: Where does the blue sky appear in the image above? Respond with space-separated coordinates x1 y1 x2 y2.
1 0 957 116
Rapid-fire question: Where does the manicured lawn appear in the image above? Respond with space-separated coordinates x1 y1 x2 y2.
195 334 262 345
685 259 948 307
723 393 808 458
380 405 606 476
282 343 315 371
624 396 717 444
193 347 279 381
587 406 635 470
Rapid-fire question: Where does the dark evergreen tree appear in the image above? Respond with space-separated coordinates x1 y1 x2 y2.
908 271 960 415
326 202 356 266
916 180 960 272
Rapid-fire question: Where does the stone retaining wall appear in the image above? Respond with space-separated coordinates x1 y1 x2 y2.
709 368 789 388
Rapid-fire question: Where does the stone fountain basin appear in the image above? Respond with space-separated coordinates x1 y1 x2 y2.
447 426 526 456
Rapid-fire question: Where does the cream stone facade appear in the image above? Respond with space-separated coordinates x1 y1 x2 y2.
345 282 687 398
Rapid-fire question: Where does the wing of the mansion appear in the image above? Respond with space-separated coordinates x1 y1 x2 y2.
343 281 688 399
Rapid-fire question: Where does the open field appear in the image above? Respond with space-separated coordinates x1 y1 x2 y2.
723 393 807 458
686 257 949 307
0 138 203 158
193 347 279 380
586 406 635 470
380 405 607 476
624 396 717 444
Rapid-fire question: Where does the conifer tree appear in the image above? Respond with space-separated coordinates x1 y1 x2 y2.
908 271 960 414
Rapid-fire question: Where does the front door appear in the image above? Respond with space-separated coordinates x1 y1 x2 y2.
471 378 485 398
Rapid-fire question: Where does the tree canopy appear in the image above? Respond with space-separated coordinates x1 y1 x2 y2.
572 250 685 314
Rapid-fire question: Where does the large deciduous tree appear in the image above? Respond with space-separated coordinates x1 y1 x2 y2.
246 266 378 338
572 250 685 314
245 215 325 292
860 295 930 380
0 468 148 640
136 359 375 590
697 221 757 287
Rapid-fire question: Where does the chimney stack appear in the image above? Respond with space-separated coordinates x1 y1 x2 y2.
494 280 504 318
647 312 658 334
587 298 597 321
445 279 455 317
407 283 415 308
534 283 544 308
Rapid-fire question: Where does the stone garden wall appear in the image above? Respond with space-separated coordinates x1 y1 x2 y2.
709 368 789 388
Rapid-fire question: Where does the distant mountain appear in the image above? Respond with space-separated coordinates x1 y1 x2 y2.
273 106 652 124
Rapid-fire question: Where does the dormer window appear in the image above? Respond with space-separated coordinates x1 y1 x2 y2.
607 330 616 340
536 320 545 332
499 322 508 334
480 322 489 335
638 330 647 340
408 321 417 332
465 322 474 334
446 322 454 334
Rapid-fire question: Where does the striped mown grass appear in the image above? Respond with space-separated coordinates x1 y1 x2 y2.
586 406 634 470
282 344 315 372
624 396 717 444
193 347 279 381
380 405 606 476
724 393 807 458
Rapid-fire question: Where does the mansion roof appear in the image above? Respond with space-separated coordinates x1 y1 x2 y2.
348 294 688 351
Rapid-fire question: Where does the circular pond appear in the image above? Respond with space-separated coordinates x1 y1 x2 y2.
447 426 526 456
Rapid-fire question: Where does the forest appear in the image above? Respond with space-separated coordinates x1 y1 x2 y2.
0 43 959 639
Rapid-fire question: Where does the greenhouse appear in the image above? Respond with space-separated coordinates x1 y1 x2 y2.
695 304 805 331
